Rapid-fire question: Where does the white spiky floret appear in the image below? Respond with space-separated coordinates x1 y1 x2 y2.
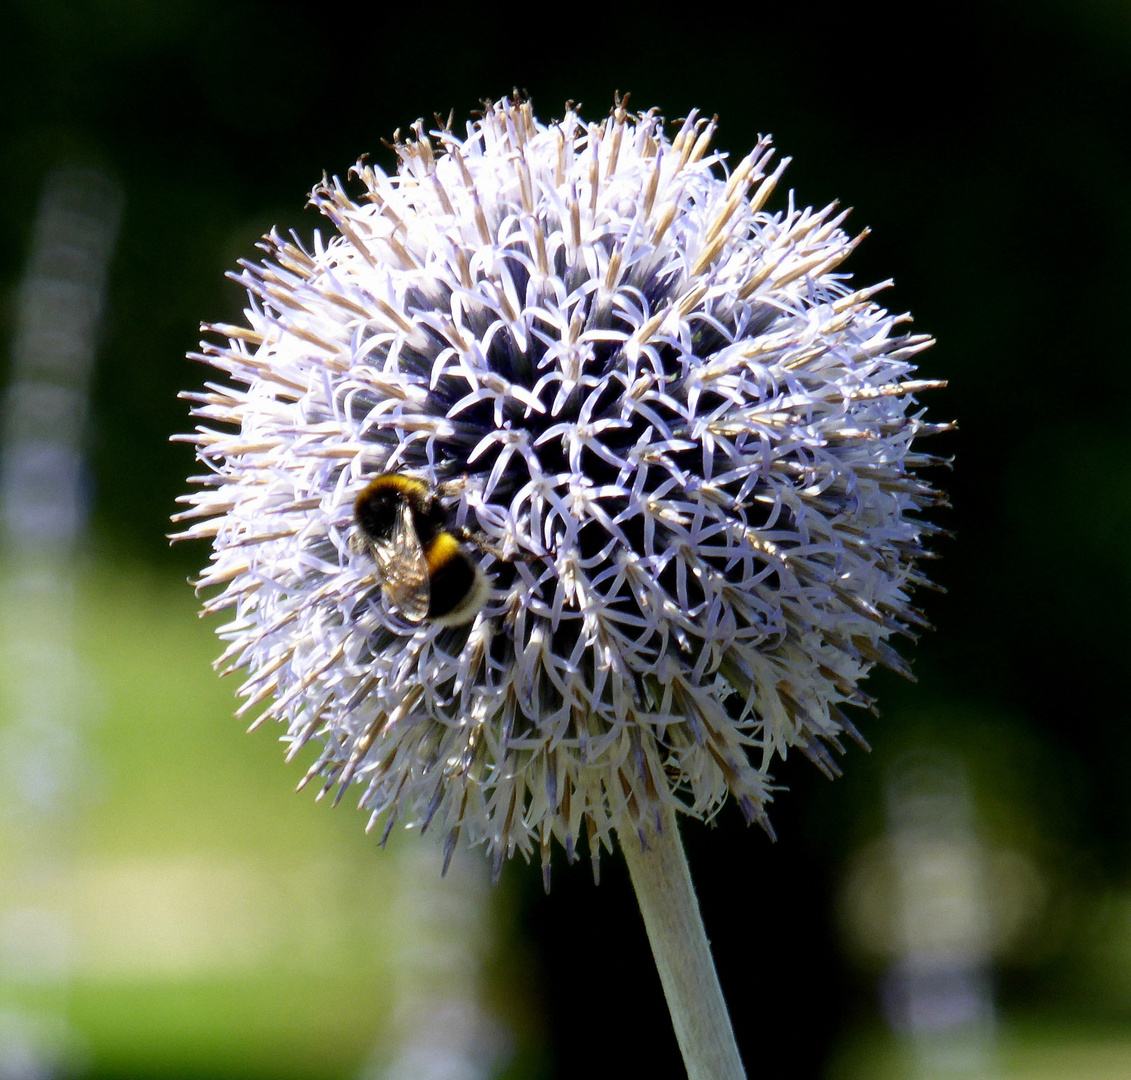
175 96 946 883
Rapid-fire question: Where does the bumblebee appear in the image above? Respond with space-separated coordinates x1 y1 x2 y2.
352 473 490 626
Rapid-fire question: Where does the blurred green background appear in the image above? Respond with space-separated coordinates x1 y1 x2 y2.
2 0 1130 1077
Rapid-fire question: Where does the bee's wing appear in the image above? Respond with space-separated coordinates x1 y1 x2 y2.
371 497 430 623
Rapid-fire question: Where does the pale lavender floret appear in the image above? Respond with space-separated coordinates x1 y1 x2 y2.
175 97 945 881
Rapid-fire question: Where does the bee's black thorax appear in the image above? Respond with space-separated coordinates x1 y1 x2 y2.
355 474 446 544
354 472 488 626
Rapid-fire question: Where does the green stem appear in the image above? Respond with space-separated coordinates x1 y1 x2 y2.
619 803 747 1080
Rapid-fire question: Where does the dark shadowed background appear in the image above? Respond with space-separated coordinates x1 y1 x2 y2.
2 1 1129 1078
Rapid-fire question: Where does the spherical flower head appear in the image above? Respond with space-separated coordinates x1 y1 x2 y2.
176 97 946 881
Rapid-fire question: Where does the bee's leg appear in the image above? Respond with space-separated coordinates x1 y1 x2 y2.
452 526 532 563
452 526 500 557
436 477 470 500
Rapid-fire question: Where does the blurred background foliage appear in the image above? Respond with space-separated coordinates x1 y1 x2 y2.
1 0 1130 1077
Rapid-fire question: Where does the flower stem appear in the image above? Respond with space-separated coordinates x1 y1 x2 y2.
619 804 747 1080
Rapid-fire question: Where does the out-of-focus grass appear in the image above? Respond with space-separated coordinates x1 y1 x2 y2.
0 558 509 1079
828 1019 1131 1080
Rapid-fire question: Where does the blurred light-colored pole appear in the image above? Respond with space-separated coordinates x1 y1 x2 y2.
0 167 122 1079
359 842 512 1080
881 752 1000 1080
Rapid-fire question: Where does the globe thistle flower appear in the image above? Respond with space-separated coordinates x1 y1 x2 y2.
175 96 945 888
